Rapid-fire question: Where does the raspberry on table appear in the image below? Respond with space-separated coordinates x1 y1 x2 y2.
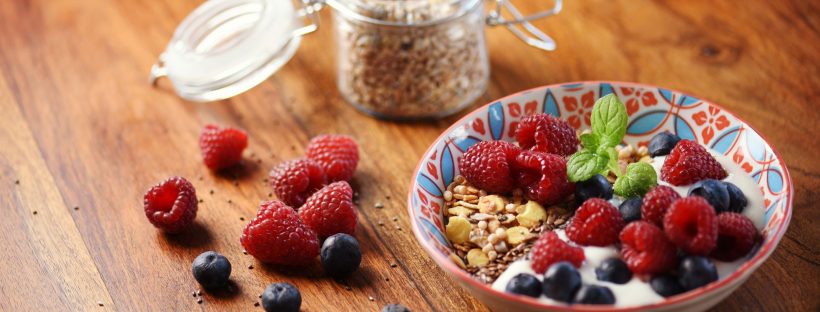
711 212 759 261
515 114 579 156
299 181 358 238
269 159 328 208
143 176 198 233
642 185 681 227
199 124 248 171
457 140 521 193
305 134 359 182
530 232 585 274
240 201 319 265
566 198 625 246
660 140 727 186
619 221 677 274
663 197 718 256
514 150 574 206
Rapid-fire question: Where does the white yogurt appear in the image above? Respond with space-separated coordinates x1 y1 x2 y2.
491 153 765 307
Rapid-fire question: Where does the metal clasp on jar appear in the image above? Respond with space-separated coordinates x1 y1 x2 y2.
485 0 563 51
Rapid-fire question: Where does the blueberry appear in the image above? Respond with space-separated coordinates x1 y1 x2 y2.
575 174 613 206
320 233 362 277
688 179 729 213
678 256 718 291
382 303 411 312
648 131 681 157
542 262 582 303
595 258 633 284
261 283 301 312
724 182 748 213
191 251 231 289
573 285 616 305
505 273 542 298
650 274 685 297
618 198 642 223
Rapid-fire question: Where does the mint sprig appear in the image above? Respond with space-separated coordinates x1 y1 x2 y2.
566 94 628 182
613 162 658 197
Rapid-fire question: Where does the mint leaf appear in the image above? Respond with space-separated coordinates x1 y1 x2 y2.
591 94 628 148
606 147 622 177
567 150 609 182
613 162 658 197
580 133 598 150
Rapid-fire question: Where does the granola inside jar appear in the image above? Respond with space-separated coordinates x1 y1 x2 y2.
330 0 489 120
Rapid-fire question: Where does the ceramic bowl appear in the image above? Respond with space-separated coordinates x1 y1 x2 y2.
407 81 792 312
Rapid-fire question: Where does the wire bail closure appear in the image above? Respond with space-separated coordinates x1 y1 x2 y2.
486 0 563 51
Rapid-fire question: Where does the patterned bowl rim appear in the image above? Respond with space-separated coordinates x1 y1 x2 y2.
407 81 793 311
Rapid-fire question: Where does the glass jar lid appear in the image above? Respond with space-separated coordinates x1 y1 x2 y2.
326 0 482 27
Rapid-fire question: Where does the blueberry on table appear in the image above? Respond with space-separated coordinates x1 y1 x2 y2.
618 198 642 223
678 256 718 291
505 273 542 298
688 179 730 213
724 182 748 213
650 274 685 297
261 283 301 312
191 251 231 289
595 258 633 284
573 285 616 305
320 233 362 277
575 174 614 206
382 303 411 312
542 262 582 303
648 131 681 157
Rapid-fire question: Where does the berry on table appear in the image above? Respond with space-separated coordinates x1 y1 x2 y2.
261 283 301 312
650 274 685 297
320 233 362 278
663 197 718 256
505 273 542 298
458 140 521 193
566 198 624 246
191 251 231 289
595 258 633 284
514 150 574 206
574 174 614 206
515 113 579 156
541 262 582 303
641 185 681 227
618 198 642 223
240 201 319 265
199 124 248 171
573 285 615 305
711 213 758 261
382 304 411 312
648 131 681 157
530 232 585 274
305 134 359 182
688 179 730 213
619 221 677 274
299 181 358 238
143 176 198 233
269 158 327 207
661 140 727 186
724 182 748 213
678 256 718 291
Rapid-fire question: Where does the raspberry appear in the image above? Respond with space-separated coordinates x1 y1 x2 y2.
457 141 521 193
619 221 677 274
514 150 574 205
660 140 727 186
299 181 358 238
566 198 625 246
530 232 585 274
143 176 198 233
641 186 682 227
515 114 579 156
241 201 319 265
269 159 327 207
711 213 759 261
199 124 248 171
663 197 718 255
305 135 359 182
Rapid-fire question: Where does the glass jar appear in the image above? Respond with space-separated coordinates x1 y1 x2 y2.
152 0 563 120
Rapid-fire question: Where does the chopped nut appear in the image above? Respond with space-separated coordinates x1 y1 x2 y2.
453 185 467 194
449 253 467 269
467 249 489 267
487 250 498 261
505 203 516 213
448 206 473 218
516 201 546 228
446 216 470 244
477 220 488 230
481 243 494 253
478 195 505 213
455 201 479 209
444 190 453 201
488 219 501 232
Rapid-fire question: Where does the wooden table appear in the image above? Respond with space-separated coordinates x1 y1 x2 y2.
1 0 817 311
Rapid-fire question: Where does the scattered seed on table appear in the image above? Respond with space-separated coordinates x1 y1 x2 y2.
210 190 214 195
385 195 391 200
197 175 203 181
344 286 352 291
196 290 201 296
374 202 384 209
368 296 374 301
248 264 254 270
32 211 37 215
197 298 203 304
258 295 262 298
385 277 390 281
192 291 196 297
390 263 397 268
254 302 260 307
97 301 103 307
15 180 20 185
268 193 273 197
392 217 398 222
228 199 232 204
74 206 79 211
233 181 239 186
378 221 384 226
239 217 245 221
198 199 204 203
243 250 248 255
396 227 402 231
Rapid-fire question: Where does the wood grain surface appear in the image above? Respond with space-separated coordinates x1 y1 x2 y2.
0 0 818 311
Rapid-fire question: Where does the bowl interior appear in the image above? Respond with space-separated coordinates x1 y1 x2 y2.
408 81 792 309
